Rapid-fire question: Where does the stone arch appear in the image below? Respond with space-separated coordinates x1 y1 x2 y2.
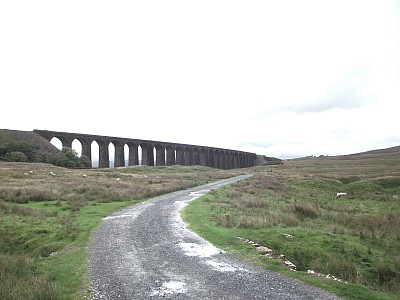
166 145 175 166
207 149 215 168
127 142 139 166
140 143 154 166
154 144 165 166
176 146 184 165
112 140 124 168
200 148 207 166
76 137 91 160
225 151 232 169
233 153 239 169
184 147 192 166
214 150 221 169
96 139 109 168
192 147 200 165
220 151 227 170
139 143 148 166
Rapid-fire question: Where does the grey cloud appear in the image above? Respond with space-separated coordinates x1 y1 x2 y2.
292 77 373 114
258 66 376 116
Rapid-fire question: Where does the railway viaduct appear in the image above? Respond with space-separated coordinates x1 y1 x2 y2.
34 130 257 169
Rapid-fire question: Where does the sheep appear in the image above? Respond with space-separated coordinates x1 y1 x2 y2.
336 192 347 198
82 174 87 178
49 172 56 176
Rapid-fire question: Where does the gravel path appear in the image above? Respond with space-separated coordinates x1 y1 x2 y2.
89 175 342 299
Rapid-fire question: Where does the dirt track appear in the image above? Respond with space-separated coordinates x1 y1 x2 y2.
90 175 341 299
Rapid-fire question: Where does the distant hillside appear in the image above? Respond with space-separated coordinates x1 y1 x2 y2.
0 129 59 162
284 144 400 179
350 145 400 155
256 155 283 165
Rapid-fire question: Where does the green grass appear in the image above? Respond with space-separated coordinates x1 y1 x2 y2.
0 198 138 299
182 187 398 300
36 200 139 299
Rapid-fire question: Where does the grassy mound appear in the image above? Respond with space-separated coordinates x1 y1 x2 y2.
0 129 58 162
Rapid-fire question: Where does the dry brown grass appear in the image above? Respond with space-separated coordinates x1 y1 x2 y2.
0 162 244 207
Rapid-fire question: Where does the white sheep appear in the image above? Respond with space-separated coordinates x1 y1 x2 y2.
336 192 347 198
49 172 56 176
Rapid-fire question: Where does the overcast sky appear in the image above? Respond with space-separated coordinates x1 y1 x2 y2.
1 1 400 158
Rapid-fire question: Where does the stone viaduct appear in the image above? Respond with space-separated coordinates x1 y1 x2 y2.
34 130 257 169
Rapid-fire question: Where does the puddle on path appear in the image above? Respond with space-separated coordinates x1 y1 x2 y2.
179 242 223 258
206 259 243 272
103 214 134 220
151 280 187 297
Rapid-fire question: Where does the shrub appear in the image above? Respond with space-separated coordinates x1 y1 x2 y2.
5 151 28 162
0 141 36 162
261 155 283 165
376 261 396 285
52 147 91 168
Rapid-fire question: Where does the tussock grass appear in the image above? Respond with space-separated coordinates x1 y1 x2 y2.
289 203 319 219
0 254 56 300
236 196 270 209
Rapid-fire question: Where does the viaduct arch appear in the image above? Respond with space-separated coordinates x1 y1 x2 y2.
34 129 257 170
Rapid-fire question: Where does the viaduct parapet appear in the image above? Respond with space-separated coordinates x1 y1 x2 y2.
34 129 257 169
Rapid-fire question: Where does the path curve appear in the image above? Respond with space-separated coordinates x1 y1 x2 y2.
90 175 341 299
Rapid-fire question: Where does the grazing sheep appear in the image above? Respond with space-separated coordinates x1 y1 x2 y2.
82 174 87 178
49 172 56 176
336 192 347 198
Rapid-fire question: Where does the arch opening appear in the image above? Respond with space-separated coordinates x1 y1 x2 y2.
50 137 62 150
91 141 99 168
108 143 115 168
124 144 129 166
72 139 82 157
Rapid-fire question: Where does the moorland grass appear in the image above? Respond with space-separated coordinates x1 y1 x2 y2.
1 148 399 299
183 153 400 300
0 162 243 299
